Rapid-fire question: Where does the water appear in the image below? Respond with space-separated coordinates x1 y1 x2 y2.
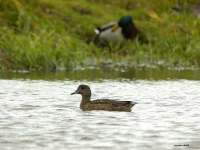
0 68 200 150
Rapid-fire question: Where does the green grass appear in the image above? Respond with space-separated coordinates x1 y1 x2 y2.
0 0 200 71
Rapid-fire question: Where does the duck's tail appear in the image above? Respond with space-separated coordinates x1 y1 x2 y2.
123 101 137 105
131 101 137 105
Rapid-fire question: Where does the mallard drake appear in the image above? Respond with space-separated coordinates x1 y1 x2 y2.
172 1 200 19
71 84 137 112
94 15 139 47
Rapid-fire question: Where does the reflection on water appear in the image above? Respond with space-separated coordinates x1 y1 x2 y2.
0 67 200 80
0 68 200 150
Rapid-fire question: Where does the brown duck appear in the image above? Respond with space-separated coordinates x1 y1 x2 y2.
71 84 137 112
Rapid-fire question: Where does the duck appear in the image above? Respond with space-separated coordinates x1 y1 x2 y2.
172 0 200 19
71 84 137 112
94 15 139 47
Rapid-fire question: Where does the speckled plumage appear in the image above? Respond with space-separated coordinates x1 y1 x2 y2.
71 84 137 112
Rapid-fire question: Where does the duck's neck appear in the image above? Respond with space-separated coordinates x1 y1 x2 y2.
80 95 91 109
122 23 138 40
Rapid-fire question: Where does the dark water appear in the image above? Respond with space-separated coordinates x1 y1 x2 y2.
0 67 200 150
1 67 200 80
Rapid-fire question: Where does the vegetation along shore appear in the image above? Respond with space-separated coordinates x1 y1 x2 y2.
0 0 199 71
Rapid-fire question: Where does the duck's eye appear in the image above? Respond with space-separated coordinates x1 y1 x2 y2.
81 86 85 90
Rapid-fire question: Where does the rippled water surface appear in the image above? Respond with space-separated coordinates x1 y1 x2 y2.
0 68 200 150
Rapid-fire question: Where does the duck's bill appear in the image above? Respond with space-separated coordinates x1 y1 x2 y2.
71 91 79 95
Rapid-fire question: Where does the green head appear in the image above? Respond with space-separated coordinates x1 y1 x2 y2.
118 15 133 28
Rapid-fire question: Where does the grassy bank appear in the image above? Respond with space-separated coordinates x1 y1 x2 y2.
0 0 200 71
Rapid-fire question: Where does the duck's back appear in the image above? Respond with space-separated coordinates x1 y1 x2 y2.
82 99 135 112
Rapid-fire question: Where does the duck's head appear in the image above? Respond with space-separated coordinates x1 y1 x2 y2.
118 15 133 28
71 84 91 96
112 15 133 31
